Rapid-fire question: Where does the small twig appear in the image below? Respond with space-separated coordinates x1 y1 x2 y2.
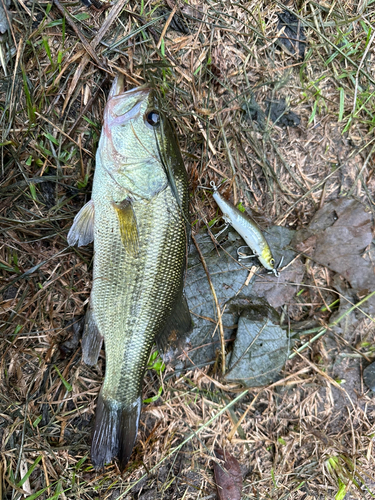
269 136 307 193
193 113 217 155
125 9 185 70
347 406 356 457
332 330 372 363
227 393 260 441
294 350 356 411
157 5 177 49
62 0 128 114
275 162 345 225
216 111 237 179
124 9 160 44
191 233 226 375
41 454 50 496
310 266 331 312
12 388 31 498
16 0 37 20
0 0 16 46
8 39 23 124
289 328 328 359
245 130 296 198
53 0 107 71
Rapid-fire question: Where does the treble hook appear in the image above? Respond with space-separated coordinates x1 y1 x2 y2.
197 181 219 191
237 245 258 260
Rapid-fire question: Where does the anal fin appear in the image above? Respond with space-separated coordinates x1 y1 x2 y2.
67 199 95 247
82 307 103 366
112 200 139 257
156 293 193 363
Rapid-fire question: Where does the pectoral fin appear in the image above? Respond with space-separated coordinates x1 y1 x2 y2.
67 200 95 247
156 293 193 362
82 307 103 366
112 200 139 256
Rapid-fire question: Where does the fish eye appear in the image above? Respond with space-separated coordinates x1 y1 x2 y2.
145 110 160 127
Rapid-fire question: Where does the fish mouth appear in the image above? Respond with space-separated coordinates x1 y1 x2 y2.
109 74 152 100
105 75 155 125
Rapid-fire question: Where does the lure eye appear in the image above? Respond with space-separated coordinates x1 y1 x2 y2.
270 258 275 266
145 110 160 127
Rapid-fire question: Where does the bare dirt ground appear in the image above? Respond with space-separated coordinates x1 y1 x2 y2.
1 0 375 499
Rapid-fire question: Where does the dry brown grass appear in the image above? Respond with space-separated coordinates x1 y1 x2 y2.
1 0 375 498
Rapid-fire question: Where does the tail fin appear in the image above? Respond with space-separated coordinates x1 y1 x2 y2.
91 393 141 471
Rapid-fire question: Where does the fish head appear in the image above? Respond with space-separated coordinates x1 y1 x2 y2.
98 75 178 198
102 76 166 163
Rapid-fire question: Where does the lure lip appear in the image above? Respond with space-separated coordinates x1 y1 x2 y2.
237 245 280 277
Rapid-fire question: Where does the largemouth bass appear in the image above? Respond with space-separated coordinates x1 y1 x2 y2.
68 76 191 470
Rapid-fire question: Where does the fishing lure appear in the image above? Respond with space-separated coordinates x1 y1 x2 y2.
210 181 279 277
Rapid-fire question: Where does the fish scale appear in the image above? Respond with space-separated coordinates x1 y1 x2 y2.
93 188 186 405
67 76 191 470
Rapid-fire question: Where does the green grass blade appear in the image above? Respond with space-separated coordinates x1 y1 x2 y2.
53 365 72 392
17 455 43 488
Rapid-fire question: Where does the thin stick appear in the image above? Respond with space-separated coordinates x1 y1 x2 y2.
157 5 177 49
227 393 260 441
275 163 345 225
193 113 217 155
191 233 226 376
9 38 23 117
294 351 356 411
0 0 16 46
53 0 107 70
347 144 375 197
62 0 129 114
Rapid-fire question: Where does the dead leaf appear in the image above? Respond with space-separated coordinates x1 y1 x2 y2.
252 259 305 308
159 226 300 370
292 198 375 311
225 301 293 387
213 448 242 500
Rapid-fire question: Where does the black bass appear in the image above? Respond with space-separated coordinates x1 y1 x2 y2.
68 76 191 470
